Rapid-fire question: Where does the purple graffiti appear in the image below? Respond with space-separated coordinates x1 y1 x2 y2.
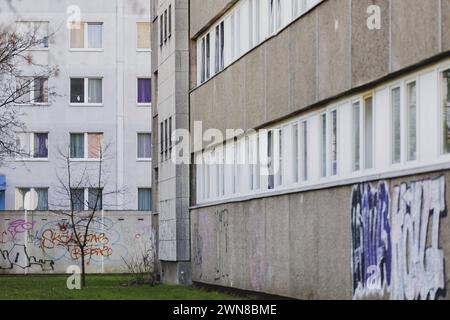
7 220 35 240
351 182 391 299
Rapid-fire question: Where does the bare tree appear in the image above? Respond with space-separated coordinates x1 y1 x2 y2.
0 23 57 164
51 142 121 288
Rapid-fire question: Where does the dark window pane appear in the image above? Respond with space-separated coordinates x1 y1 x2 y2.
70 79 84 103
88 188 102 210
71 189 85 211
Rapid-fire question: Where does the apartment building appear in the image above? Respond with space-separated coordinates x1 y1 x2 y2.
184 0 450 300
0 0 152 212
151 0 191 284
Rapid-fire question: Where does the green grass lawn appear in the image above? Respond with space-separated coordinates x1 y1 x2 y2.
0 275 239 300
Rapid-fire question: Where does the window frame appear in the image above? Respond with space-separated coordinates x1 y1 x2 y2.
137 188 152 211
406 79 419 163
137 132 152 161
15 132 49 161
441 68 450 155
69 22 103 51
15 187 49 211
69 77 103 106
69 132 104 161
15 77 50 106
137 77 152 106
390 85 402 165
136 22 152 51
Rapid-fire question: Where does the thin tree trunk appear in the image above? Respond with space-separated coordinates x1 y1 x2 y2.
81 252 86 287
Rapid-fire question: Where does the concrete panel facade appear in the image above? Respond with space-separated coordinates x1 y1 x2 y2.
391 0 440 72
189 0 450 140
191 172 450 300
189 0 237 38
350 0 389 87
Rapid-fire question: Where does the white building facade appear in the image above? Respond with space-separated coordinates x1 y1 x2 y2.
0 0 152 211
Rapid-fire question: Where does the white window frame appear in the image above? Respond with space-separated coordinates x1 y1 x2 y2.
69 132 104 161
15 132 49 161
15 187 49 210
15 77 50 106
405 78 419 163
137 77 152 106
69 22 103 51
362 94 375 171
390 85 402 166
136 21 152 52
440 68 450 156
137 132 152 161
329 108 339 177
69 77 103 106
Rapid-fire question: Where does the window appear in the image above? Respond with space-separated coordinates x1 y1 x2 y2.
353 101 361 171
268 131 274 189
16 77 48 104
215 21 225 73
70 133 103 159
301 121 308 181
87 188 102 210
137 22 151 49
71 189 85 211
199 32 212 84
160 122 164 155
364 96 374 169
442 70 450 154
269 0 281 35
137 133 152 159
70 134 84 159
16 132 48 159
407 82 417 161
15 188 48 211
164 119 168 157
169 117 173 151
276 129 283 186
330 109 338 176
71 188 103 211
391 88 401 164
293 124 299 183
137 78 151 104
164 10 168 42
70 78 102 104
160 15 164 47
168 5 172 38
16 21 49 49
88 133 103 159
0 176 6 210
70 22 103 49
138 188 152 211
320 113 327 177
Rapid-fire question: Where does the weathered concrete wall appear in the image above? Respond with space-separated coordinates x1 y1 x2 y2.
191 172 450 300
190 0 450 147
0 211 155 274
189 0 238 38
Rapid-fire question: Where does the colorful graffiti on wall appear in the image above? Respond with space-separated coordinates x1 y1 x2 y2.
351 177 447 300
351 181 391 299
0 214 153 273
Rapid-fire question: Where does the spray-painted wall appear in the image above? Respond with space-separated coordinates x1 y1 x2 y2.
190 173 450 300
0 211 155 274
